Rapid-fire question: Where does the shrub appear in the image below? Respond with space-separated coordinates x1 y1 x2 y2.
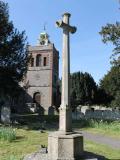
0 127 16 142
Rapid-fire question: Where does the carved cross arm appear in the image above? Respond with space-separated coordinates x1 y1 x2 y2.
56 20 77 34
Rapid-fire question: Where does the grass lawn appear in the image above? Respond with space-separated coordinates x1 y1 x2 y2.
85 140 120 159
73 119 120 139
0 128 48 160
0 115 120 160
0 127 120 160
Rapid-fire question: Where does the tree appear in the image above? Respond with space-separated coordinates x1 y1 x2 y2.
99 22 120 66
99 11 120 108
70 72 97 109
99 66 120 108
0 1 29 104
94 88 111 106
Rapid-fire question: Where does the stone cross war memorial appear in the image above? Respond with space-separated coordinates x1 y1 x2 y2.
48 13 83 160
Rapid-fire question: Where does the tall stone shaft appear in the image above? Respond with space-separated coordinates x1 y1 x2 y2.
61 13 70 109
56 13 77 133
48 13 83 160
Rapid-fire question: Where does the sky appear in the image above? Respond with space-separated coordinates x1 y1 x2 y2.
4 0 120 84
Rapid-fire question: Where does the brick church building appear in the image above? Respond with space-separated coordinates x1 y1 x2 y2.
18 31 60 115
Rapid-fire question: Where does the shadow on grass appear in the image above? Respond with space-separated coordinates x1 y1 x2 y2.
83 151 106 160
10 114 59 131
10 114 115 132
14 135 26 142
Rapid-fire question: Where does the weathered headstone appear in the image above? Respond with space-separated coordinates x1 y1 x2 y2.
1 106 11 124
48 13 83 160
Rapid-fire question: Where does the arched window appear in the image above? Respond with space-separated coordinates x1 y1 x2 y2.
31 58 34 67
43 57 47 66
33 92 41 105
36 54 41 66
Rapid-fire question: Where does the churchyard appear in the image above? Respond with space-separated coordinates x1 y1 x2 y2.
0 114 120 160
0 1 120 160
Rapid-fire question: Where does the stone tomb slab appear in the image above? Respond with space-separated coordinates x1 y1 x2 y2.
48 131 83 160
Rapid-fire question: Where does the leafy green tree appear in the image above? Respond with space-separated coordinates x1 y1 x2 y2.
70 72 97 109
99 66 120 108
111 92 120 109
0 1 29 104
100 66 120 97
99 22 120 66
99 12 120 108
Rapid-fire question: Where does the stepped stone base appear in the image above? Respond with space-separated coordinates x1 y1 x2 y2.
48 131 83 160
24 152 98 160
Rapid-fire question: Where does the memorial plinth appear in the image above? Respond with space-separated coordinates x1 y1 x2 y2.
48 13 83 160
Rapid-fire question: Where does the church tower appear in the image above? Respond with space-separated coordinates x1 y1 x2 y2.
24 31 59 114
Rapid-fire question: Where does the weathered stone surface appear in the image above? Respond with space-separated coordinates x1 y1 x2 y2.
72 106 120 120
18 41 59 114
48 13 83 160
1 106 11 124
24 152 48 160
24 152 98 160
59 107 72 132
39 147 48 154
48 131 83 160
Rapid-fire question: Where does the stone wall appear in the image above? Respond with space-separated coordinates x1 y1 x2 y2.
27 86 51 114
27 69 51 87
72 106 120 120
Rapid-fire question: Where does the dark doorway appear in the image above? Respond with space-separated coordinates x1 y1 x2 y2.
33 92 41 104
33 92 44 115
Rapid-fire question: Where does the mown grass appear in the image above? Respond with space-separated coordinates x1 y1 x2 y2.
0 115 120 160
73 119 120 138
84 140 120 159
0 127 120 160
0 128 48 160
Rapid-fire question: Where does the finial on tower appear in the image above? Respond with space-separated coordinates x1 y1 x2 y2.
37 23 51 46
43 22 47 31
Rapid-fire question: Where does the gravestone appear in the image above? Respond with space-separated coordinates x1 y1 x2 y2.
1 106 11 124
48 13 83 160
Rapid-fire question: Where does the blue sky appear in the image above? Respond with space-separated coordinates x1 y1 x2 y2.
4 0 120 83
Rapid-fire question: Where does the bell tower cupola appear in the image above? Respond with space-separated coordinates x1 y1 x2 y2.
37 25 51 45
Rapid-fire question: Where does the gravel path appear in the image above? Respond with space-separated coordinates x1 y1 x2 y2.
81 131 120 149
